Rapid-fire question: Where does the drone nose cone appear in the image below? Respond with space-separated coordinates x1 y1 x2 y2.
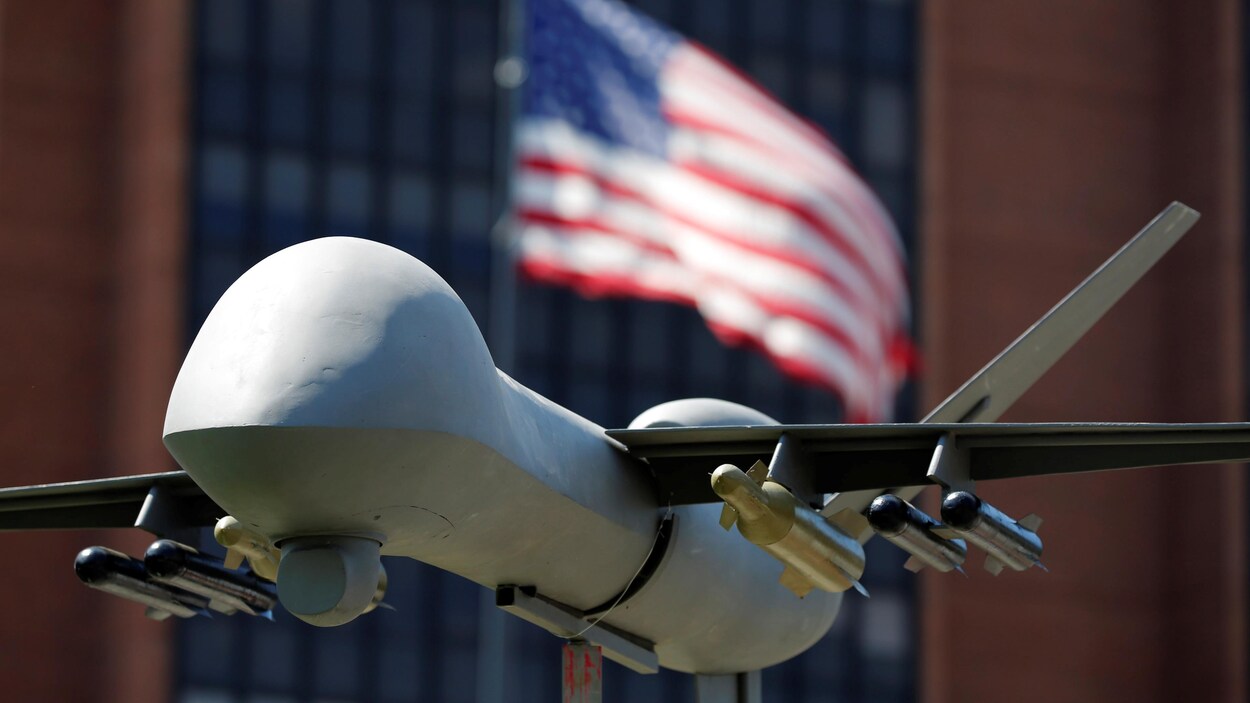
940 491 983 530
866 494 909 535
163 236 504 437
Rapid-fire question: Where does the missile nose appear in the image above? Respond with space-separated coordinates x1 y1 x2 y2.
74 547 114 584
941 491 982 530
143 540 190 579
710 465 769 522
866 494 909 535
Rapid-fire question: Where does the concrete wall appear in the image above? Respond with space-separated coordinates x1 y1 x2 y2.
0 1 188 701
921 1 1245 701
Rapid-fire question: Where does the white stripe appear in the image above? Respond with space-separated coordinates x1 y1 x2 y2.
668 126 907 304
697 286 875 412
517 162 892 359
516 225 696 299
518 121 898 320
665 46 907 263
518 227 879 414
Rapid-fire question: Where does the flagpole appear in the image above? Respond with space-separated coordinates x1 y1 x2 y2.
478 0 526 700
487 0 527 377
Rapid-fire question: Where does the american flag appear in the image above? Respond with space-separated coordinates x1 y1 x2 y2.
511 0 913 421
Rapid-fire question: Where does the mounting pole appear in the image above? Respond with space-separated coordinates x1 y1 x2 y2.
695 671 762 703
562 640 603 703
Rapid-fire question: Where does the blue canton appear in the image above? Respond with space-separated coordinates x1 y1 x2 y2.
525 0 680 156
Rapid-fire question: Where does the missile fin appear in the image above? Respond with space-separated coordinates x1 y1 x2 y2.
779 566 814 598
903 555 925 573
1017 513 1043 532
718 504 738 530
827 508 870 541
144 606 174 621
223 549 244 570
845 573 870 598
1035 560 1049 573
745 460 769 485
931 526 960 540
984 555 1005 576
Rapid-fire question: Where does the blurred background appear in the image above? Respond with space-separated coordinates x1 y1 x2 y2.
0 0 1243 701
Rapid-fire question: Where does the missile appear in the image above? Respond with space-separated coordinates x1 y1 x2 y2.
936 491 1044 575
866 494 967 574
711 462 867 597
213 516 280 581
144 540 278 616
74 546 209 620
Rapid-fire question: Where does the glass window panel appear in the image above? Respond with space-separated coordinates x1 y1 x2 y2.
627 311 668 377
202 0 248 63
181 688 233 703
569 296 611 367
268 0 313 70
861 82 909 171
806 0 849 59
329 88 373 156
749 0 789 45
329 0 373 83
865 1 912 70
517 286 552 358
393 1 436 97
327 164 372 235
688 325 730 387
450 181 493 239
860 593 909 658
265 153 310 212
378 647 420 702
201 69 248 135
569 376 609 424
247 620 299 691
691 0 732 44
391 99 433 165
389 173 434 230
312 628 360 697
267 79 311 144
452 111 493 173
453 5 495 103
264 153 311 248
806 67 847 123
180 617 234 682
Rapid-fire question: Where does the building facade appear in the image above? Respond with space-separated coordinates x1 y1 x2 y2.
0 1 1242 702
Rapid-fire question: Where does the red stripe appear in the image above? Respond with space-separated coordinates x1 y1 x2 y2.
514 216 886 377
521 256 879 419
663 107 905 271
517 156 898 329
673 158 906 308
515 208 673 257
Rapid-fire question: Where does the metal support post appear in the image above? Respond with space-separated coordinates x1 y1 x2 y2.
562 640 602 703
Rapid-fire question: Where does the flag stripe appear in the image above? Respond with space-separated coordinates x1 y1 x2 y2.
514 219 886 403
516 123 902 323
516 153 897 341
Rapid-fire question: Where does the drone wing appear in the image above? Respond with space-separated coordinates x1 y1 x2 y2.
608 422 1250 505
0 471 219 535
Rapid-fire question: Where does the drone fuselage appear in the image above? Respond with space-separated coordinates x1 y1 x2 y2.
162 237 839 674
